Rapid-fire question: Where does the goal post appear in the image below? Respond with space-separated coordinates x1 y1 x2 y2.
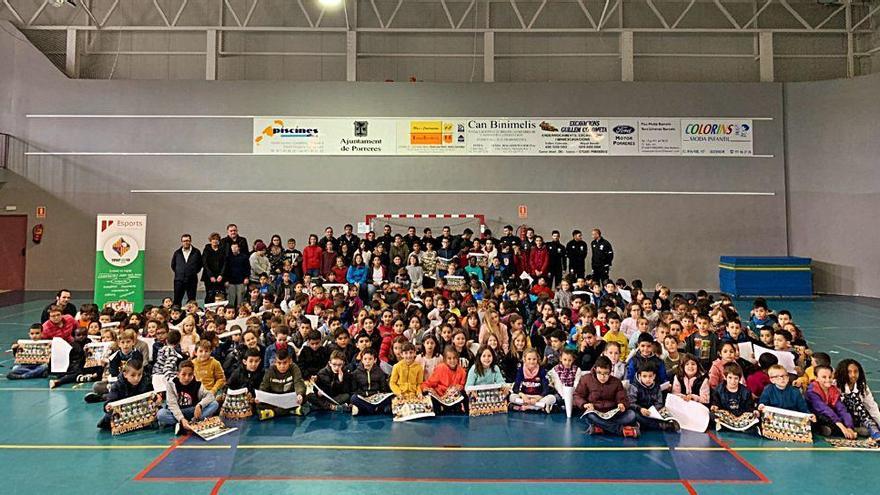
364 213 487 236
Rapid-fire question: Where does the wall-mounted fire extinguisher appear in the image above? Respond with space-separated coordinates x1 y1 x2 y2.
32 224 44 244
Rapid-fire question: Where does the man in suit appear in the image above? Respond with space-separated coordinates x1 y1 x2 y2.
220 223 249 257
172 234 202 306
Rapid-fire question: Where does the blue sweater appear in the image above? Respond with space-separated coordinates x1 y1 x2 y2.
759 384 810 413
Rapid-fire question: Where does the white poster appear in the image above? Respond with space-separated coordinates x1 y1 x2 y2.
681 119 753 156
608 120 639 155
252 117 754 157
638 119 682 155
253 118 395 155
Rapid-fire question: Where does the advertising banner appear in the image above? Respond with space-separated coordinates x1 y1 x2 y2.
95 214 146 313
253 117 754 157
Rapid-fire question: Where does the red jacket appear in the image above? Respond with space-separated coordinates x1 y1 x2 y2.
514 252 530 276
306 295 332 315
302 245 323 272
42 315 76 343
331 266 348 282
529 246 550 275
421 362 466 395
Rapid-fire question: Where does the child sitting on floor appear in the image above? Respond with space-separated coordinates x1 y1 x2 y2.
7 324 50 380
672 354 710 405
98 360 158 430
758 364 813 417
747 353 778 399
711 362 755 416
308 350 355 414
257 347 306 420
158 360 220 432
835 359 880 441
510 349 557 413
422 348 467 413
49 327 90 389
389 342 424 400
86 329 143 403
628 362 680 432
806 364 857 439
193 340 226 399
228 348 264 397
350 349 392 415
708 342 743 389
574 356 639 437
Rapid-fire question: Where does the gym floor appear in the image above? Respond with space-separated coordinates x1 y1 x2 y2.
1 292 879 495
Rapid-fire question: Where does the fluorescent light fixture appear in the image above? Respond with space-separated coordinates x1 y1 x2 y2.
318 0 342 7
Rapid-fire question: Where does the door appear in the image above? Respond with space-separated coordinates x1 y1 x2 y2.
0 215 27 291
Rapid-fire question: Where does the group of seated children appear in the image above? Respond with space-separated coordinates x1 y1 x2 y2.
12 278 880 444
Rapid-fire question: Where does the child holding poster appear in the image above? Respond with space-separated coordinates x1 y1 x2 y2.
7 324 50 380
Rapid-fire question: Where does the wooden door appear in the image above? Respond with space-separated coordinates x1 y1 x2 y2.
0 215 27 291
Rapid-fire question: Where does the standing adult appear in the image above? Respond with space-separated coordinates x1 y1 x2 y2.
566 230 589 279
378 225 395 252
224 243 250 307
40 289 76 323
590 228 614 283
220 223 249 257
547 230 567 287
202 232 226 304
321 226 339 252
337 224 360 254
171 234 202 306
528 235 549 279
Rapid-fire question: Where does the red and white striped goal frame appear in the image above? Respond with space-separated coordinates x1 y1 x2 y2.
365 213 486 234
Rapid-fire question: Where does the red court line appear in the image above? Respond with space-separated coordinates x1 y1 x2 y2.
706 432 770 483
132 434 192 481
210 478 226 495
681 480 698 495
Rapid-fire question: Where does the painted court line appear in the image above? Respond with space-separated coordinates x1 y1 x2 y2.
0 443 866 453
833 345 880 362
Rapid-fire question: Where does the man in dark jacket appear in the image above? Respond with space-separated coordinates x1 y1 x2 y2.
220 223 249 257
566 230 589 279
590 228 614 283
171 234 202 306
337 224 360 254
201 233 226 304
547 230 567 287
40 289 77 323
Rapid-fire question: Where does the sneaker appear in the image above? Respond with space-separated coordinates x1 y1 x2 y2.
817 425 834 437
544 403 554 414
48 379 58 389
622 425 641 438
351 405 359 416
259 409 275 421
671 421 681 433
174 423 181 436
6 373 22 380
84 392 104 404
339 404 352 414
584 424 604 435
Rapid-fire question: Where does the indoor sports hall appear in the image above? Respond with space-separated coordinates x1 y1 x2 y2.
1 1 879 495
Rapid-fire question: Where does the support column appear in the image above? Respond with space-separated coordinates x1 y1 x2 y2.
845 0 854 78
346 31 357 82
206 29 218 81
620 31 633 82
65 28 79 79
759 32 774 82
483 32 495 82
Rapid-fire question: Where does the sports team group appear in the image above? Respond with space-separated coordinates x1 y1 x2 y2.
11 223 880 442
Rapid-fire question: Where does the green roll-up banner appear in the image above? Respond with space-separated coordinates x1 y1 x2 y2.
94 214 146 312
